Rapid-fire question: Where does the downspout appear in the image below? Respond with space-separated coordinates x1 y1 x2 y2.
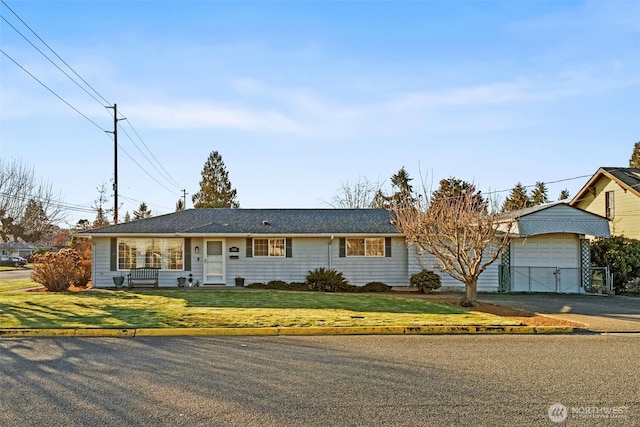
328 235 334 269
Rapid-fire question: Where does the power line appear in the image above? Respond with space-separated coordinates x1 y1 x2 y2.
0 191 95 214
0 12 108 108
115 138 182 196
118 122 183 191
0 49 108 133
2 1 184 203
0 0 111 106
119 194 173 212
484 174 594 197
125 119 183 190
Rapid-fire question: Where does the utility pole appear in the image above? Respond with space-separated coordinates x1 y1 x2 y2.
182 189 188 209
105 104 125 224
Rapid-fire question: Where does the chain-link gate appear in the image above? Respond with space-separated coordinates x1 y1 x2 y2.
498 265 611 294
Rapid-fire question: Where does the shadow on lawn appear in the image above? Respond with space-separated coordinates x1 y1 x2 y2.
139 290 469 315
0 292 169 328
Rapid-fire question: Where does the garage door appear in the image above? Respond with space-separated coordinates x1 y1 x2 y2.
510 234 580 293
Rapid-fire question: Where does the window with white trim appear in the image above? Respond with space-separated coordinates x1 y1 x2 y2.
346 237 385 257
118 238 183 270
253 238 285 257
605 191 615 219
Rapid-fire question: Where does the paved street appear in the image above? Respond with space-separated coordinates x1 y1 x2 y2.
0 335 638 426
479 293 640 332
0 269 32 281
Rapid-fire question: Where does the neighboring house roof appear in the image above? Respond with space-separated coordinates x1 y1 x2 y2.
571 167 640 204
78 209 401 236
0 241 38 250
498 202 610 238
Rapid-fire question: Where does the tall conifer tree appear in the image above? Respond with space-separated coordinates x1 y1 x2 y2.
529 182 549 206
629 142 640 168
192 151 239 209
133 202 152 220
501 182 530 212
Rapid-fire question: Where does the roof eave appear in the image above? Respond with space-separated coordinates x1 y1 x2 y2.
76 232 404 238
570 168 607 206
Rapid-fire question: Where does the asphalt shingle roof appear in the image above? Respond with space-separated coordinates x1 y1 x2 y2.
601 167 640 195
82 209 401 236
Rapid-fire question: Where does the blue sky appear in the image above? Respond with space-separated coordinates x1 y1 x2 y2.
1 0 639 226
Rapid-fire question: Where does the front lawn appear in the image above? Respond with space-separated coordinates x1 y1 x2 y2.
0 278 38 292
0 290 520 329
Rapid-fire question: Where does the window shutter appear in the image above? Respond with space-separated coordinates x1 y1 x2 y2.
110 238 117 271
184 238 191 271
246 238 253 258
286 238 293 258
339 238 346 257
385 237 392 257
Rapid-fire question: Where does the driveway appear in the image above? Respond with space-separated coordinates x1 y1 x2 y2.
479 293 640 332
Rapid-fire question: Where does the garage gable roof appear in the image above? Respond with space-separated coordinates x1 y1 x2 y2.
500 202 610 237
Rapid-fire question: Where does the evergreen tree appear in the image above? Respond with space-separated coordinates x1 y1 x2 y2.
389 166 416 208
19 199 50 242
501 182 530 212
558 189 570 201
529 181 549 206
431 177 485 212
192 151 239 209
176 198 185 211
370 189 389 209
630 141 640 168
133 202 152 220
124 211 131 222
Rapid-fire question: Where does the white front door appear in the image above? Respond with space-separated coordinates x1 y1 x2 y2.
204 239 225 284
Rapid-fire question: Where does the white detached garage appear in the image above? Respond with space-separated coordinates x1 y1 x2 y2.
498 203 610 293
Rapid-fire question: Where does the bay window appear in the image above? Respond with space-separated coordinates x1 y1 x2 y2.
118 238 184 270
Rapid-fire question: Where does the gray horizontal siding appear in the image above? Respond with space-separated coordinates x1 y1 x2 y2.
92 236 408 288
226 237 408 286
407 245 499 292
332 237 408 286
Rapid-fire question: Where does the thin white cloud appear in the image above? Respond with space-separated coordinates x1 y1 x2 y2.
389 79 538 111
124 100 308 135
186 66 638 139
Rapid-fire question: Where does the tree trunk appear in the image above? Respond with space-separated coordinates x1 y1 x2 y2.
461 279 478 307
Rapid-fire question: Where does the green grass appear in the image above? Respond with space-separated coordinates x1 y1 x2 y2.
0 278 39 292
0 289 520 329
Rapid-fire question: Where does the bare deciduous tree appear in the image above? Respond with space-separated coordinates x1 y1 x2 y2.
0 159 63 242
92 182 112 228
392 178 515 306
328 176 381 208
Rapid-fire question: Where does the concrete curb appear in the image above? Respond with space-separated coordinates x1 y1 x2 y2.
0 325 574 338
